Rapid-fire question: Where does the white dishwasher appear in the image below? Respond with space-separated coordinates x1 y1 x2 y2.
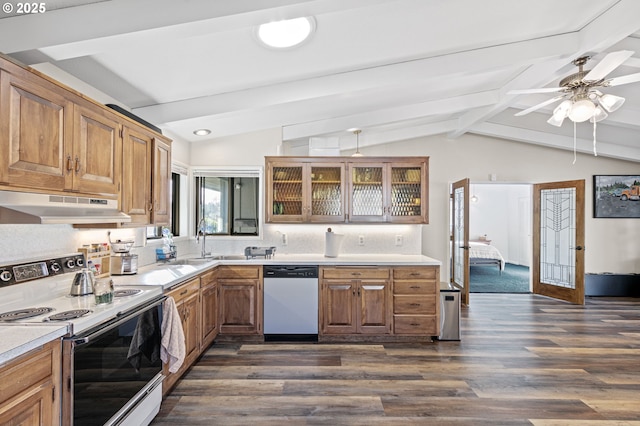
263 265 318 341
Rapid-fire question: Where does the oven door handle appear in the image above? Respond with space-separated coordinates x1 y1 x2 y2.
70 296 166 346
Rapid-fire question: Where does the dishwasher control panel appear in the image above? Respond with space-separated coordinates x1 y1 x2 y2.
263 265 318 279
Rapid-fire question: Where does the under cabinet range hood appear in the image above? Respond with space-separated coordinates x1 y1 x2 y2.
0 191 131 225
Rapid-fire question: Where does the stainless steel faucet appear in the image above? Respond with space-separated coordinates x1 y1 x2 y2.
196 218 211 258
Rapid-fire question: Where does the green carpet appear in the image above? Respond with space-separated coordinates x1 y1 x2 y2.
470 263 530 293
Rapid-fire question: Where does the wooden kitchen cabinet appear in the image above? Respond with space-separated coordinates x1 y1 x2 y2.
218 265 262 335
392 266 439 336
266 158 345 223
121 124 172 226
265 156 428 224
200 268 219 350
0 62 121 199
0 340 61 426
163 277 201 394
348 159 428 224
151 137 172 225
320 267 392 335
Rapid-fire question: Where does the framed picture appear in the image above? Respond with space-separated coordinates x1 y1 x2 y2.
593 175 640 218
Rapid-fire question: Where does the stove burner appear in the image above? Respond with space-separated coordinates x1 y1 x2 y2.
0 307 54 322
113 289 142 297
45 309 92 321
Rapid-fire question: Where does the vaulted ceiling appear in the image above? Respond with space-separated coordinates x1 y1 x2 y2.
2 0 640 161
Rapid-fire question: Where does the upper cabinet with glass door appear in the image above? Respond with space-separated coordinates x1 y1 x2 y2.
266 158 345 223
266 156 427 224
348 159 428 224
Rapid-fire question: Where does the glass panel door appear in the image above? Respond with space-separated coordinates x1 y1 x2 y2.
271 165 303 220
451 178 469 305
310 164 344 222
349 164 384 222
533 180 585 304
389 165 423 222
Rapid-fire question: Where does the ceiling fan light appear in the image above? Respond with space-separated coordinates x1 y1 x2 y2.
547 114 566 127
568 98 596 122
598 93 625 112
590 105 608 123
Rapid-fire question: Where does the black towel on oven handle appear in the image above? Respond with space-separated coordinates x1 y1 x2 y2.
127 307 161 371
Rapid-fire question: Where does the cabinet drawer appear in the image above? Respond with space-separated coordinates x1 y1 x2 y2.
217 265 260 279
393 315 436 335
321 267 389 280
167 277 200 303
393 281 437 295
393 267 437 280
394 295 436 315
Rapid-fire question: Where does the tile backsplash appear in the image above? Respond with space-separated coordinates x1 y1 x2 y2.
0 223 422 266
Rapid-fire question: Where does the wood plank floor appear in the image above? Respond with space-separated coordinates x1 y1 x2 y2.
152 294 640 425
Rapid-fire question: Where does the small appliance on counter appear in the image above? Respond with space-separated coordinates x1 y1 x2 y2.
69 268 95 296
108 231 138 275
244 246 276 259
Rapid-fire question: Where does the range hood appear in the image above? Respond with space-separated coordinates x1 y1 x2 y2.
0 191 131 225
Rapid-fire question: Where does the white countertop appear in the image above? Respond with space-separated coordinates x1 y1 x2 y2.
0 324 69 365
111 253 441 290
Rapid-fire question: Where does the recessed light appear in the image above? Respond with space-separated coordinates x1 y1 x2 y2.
256 17 315 49
193 129 211 136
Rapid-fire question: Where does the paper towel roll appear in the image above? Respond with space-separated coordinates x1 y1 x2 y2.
324 229 344 258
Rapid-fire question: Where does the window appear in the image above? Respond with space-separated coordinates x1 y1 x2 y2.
194 168 261 236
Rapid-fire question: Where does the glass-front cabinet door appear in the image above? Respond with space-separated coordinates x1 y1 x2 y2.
348 159 428 223
267 160 345 223
268 163 304 222
349 163 385 222
388 162 428 223
309 163 345 222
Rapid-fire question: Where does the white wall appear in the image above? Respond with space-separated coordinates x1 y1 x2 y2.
358 133 640 278
469 184 531 266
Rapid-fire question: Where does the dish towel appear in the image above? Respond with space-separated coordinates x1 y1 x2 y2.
127 307 161 372
160 297 186 373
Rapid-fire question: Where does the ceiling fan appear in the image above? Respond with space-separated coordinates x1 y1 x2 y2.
509 50 640 126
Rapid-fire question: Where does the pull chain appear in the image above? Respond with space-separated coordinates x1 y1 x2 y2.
592 118 598 157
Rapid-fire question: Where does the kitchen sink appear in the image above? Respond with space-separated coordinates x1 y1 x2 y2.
211 254 247 260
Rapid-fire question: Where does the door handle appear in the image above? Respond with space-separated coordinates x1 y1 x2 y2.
459 246 470 249
575 246 584 251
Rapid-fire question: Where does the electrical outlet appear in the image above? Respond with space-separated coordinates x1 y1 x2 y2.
358 235 365 246
282 233 288 246
395 235 403 246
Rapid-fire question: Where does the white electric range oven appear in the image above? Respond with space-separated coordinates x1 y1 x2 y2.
0 254 165 426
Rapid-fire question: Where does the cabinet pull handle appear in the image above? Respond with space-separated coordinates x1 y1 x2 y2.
74 156 81 173
66 155 73 173
410 323 420 326
148 201 153 212
410 303 421 306
351 272 361 276
180 289 188 296
357 288 360 296
410 286 421 289
410 272 420 276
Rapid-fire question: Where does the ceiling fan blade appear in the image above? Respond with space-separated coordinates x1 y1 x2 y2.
584 50 634 81
514 95 566 116
607 71 640 87
508 87 564 95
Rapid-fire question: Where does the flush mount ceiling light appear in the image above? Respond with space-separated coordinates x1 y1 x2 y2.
193 129 211 136
256 17 315 49
509 50 640 161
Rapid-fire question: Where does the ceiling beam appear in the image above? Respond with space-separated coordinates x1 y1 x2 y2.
471 122 640 163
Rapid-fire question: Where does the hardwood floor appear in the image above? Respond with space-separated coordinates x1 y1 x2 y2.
152 294 640 425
